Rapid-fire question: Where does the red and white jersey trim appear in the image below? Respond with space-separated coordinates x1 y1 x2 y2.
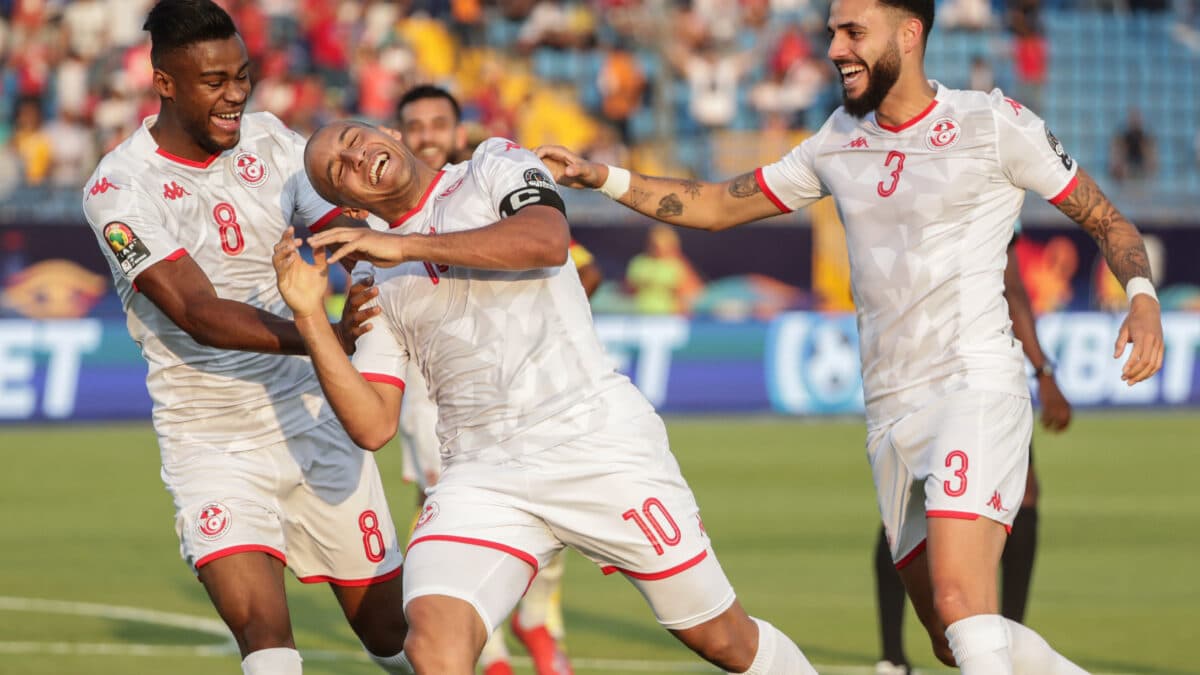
600 549 708 580
195 544 286 570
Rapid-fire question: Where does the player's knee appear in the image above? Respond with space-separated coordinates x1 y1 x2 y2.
931 583 973 626
675 613 757 672
930 637 957 667
228 614 293 653
351 613 408 658
404 627 473 674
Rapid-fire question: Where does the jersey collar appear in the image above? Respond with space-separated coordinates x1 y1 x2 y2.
137 115 222 168
388 170 445 229
872 81 945 133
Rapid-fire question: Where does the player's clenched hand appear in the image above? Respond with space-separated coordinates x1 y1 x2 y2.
335 276 380 354
1114 294 1164 386
1037 376 1072 432
307 228 407 267
535 145 605 189
272 228 328 320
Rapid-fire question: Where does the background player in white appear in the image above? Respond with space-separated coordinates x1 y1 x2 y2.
536 0 1164 671
872 227 1074 675
80 1 410 673
271 118 819 675
394 83 593 675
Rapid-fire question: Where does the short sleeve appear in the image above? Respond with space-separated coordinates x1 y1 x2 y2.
756 133 829 213
990 90 1078 204
471 138 566 222
270 115 341 232
351 310 410 390
82 172 185 282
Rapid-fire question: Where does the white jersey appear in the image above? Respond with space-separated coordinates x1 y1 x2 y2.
757 83 1078 428
353 138 653 463
82 113 342 458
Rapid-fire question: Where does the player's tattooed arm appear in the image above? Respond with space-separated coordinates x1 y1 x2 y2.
533 144 779 231
1055 168 1152 287
614 170 779 231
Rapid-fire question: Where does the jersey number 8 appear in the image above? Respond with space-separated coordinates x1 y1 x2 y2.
213 202 245 256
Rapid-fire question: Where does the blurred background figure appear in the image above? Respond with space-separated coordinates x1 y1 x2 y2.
626 225 704 315
1110 108 1158 183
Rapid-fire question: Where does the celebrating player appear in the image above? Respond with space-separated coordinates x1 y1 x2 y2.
393 84 594 675
271 119 819 675
536 0 1163 671
81 1 410 673
872 227 1075 675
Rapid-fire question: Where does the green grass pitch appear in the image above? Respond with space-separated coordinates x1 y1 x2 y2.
1 412 1197 674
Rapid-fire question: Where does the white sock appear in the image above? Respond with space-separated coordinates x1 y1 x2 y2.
479 627 511 666
946 614 1012 674
242 647 302 675
1005 620 1090 674
366 647 414 674
736 617 818 675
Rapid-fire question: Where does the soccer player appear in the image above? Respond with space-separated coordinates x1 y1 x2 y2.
394 83 592 675
536 0 1164 670
872 229 1074 675
81 1 410 673
272 119 819 675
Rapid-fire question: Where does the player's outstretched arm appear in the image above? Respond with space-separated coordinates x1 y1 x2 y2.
536 145 782 231
311 204 571 271
1053 168 1163 385
273 229 401 450
1004 242 1071 431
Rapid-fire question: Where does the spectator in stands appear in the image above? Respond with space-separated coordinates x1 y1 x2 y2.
969 54 995 91
1109 108 1158 183
670 38 754 130
751 23 825 129
10 96 52 186
939 0 994 31
1009 0 1048 110
626 225 705 314
596 39 646 143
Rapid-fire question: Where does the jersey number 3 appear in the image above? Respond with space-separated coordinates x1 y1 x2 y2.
213 202 245 256
877 151 906 198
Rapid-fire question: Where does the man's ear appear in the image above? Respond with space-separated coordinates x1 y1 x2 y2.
382 126 404 143
342 207 370 221
455 125 469 155
152 68 174 100
901 16 924 55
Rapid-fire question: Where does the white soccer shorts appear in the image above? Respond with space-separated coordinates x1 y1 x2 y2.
868 390 1033 568
401 411 736 632
163 418 404 585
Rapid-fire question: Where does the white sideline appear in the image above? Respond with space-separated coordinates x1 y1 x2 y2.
0 596 1136 674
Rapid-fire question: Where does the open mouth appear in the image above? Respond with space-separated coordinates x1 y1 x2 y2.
839 64 866 88
369 152 390 186
211 111 242 132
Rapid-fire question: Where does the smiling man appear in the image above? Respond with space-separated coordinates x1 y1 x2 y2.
271 119 818 675
537 0 1163 672
80 1 412 673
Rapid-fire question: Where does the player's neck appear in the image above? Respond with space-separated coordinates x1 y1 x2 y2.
149 110 218 163
377 161 440 224
874 72 937 131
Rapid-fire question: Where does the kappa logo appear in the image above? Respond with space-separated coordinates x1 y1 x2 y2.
1005 97 1024 116
88 177 120 198
415 501 439 530
843 136 869 149
162 181 191 200
196 501 232 540
234 151 269 187
987 491 1008 513
502 141 522 152
926 116 961 150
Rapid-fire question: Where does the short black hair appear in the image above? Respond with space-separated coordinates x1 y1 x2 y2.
877 0 935 45
143 0 238 68
397 85 461 123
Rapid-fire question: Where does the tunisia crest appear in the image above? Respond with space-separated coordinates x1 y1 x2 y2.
234 151 269 187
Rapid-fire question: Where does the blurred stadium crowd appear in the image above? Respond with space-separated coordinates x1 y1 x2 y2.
1 0 1199 320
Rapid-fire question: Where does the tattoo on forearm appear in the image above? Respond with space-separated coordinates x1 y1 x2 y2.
680 179 702 200
1056 169 1152 285
729 172 761 198
657 194 683 218
623 186 651 210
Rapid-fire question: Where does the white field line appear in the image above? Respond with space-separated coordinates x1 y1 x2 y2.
0 596 1140 675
